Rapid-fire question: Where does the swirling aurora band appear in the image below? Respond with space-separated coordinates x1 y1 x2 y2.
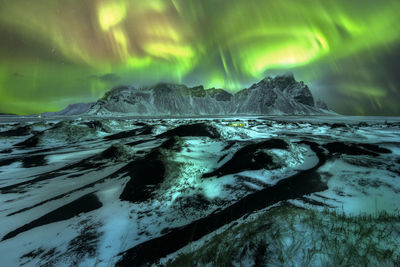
0 0 399 115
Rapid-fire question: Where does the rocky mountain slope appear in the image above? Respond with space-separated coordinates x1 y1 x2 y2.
87 74 333 116
42 103 94 116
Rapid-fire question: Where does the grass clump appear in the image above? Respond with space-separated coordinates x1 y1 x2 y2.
163 203 400 267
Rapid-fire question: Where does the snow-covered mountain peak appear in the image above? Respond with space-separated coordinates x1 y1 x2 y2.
85 75 334 116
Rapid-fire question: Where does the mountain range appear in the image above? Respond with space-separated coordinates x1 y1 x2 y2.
44 74 334 116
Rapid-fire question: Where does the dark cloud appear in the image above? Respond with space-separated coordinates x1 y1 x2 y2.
11 72 24 78
89 73 120 83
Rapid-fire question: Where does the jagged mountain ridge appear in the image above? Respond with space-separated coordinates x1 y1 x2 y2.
87 74 333 115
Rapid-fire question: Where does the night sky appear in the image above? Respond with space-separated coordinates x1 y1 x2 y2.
1 0 400 115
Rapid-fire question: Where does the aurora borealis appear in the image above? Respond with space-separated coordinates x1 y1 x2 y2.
0 0 400 115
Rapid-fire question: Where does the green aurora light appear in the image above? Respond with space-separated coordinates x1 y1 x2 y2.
0 0 399 115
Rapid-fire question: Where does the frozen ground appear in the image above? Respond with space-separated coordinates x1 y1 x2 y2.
0 116 399 266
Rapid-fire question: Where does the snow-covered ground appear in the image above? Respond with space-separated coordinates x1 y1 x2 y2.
0 116 399 266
